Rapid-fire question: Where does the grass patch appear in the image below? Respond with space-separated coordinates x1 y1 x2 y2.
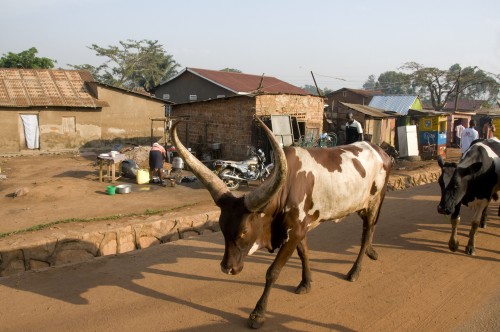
0 203 197 239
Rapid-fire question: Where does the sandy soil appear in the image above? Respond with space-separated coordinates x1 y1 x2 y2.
0 183 498 331
0 152 215 234
0 150 456 235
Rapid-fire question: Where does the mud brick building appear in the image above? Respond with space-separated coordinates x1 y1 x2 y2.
172 93 325 160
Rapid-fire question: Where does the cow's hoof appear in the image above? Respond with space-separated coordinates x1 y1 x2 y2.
346 266 360 282
479 221 487 229
248 312 265 329
365 246 378 260
448 239 459 252
465 245 476 256
295 281 311 294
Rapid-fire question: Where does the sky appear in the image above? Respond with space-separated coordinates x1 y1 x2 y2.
1 0 499 91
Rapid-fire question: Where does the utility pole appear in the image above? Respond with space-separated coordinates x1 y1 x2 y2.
310 71 323 97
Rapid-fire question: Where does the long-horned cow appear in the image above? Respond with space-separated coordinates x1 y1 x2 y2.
437 138 500 255
172 117 392 329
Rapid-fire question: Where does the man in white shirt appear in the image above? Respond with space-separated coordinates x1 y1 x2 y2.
460 120 479 154
455 122 464 148
345 112 364 144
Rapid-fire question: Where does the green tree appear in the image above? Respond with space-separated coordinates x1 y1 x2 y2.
220 68 242 73
362 74 377 90
70 39 180 92
447 64 499 104
0 47 56 69
401 62 499 110
301 84 332 95
376 71 414 95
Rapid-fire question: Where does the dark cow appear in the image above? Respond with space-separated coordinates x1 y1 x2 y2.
437 138 500 255
172 117 392 329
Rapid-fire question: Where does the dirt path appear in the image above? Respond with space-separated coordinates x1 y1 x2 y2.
0 183 498 331
0 153 215 234
0 150 451 235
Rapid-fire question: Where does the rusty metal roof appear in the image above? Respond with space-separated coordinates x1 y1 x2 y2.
328 88 383 97
166 67 309 95
341 102 395 118
0 69 108 108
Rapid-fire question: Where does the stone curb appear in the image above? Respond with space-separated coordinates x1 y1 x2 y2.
0 167 441 277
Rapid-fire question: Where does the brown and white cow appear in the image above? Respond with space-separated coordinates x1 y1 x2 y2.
172 117 392 329
437 138 500 255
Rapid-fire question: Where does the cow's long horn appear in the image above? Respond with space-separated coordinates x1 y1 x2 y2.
171 121 231 205
244 117 287 212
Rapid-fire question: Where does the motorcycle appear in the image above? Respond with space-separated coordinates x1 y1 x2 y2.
213 149 274 190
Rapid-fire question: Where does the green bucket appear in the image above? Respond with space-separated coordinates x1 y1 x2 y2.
106 185 116 195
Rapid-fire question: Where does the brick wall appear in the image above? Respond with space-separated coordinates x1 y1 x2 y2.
172 94 324 160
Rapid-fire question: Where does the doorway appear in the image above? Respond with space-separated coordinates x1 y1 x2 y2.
20 114 40 149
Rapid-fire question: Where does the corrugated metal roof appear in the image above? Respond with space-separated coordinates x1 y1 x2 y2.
178 68 308 95
368 95 418 115
0 69 108 108
341 102 395 118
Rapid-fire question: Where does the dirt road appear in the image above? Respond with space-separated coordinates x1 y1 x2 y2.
0 153 214 234
0 151 446 235
0 183 498 331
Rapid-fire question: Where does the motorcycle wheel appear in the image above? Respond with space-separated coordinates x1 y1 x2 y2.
220 169 240 190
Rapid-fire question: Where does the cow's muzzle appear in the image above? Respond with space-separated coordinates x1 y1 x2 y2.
220 261 243 275
437 205 452 215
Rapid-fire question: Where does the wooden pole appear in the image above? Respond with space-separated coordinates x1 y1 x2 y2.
310 71 323 97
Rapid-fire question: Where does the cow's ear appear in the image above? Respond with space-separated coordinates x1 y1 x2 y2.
457 162 482 177
437 155 444 168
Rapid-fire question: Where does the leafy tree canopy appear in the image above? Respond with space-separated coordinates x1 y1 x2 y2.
377 71 415 95
0 47 56 69
70 39 180 92
302 84 332 96
401 62 499 110
220 68 242 73
362 74 376 90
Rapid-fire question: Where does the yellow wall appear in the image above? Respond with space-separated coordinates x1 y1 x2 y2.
419 116 447 132
0 86 165 153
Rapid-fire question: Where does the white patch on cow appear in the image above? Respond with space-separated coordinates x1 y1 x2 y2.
259 213 265 218
248 242 260 255
284 228 292 243
289 142 387 226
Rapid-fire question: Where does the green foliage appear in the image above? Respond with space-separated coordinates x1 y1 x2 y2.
376 71 415 95
301 84 332 96
401 62 499 110
220 68 242 73
362 74 377 90
70 39 180 92
0 47 56 69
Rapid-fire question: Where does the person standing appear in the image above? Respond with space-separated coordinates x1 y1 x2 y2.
149 142 166 184
482 118 496 139
455 121 464 148
460 119 479 154
345 112 364 144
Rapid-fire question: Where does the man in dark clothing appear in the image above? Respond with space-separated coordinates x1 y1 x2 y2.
345 112 364 144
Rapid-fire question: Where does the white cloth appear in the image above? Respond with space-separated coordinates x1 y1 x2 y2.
455 124 464 138
460 128 479 153
20 114 40 149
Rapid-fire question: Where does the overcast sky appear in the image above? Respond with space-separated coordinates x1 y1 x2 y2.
1 0 499 91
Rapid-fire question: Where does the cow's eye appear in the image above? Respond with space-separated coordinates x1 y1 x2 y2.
240 230 247 238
